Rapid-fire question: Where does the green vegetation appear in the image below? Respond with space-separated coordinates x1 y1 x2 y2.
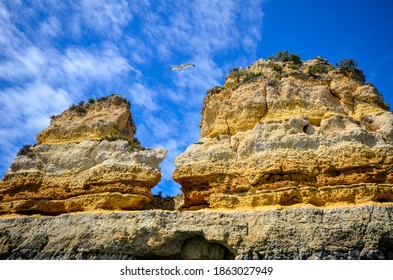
229 68 240 75
289 53 302 65
243 72 263 82
266 51 302 73
102 135 130 142
208 86 225 95
272 64 283 73
308 63 330 76
268 50 290 62
17 144 35 158
96 96 107 102
127 138 146 151
74 105 87 114
336 58 365 82
336 58 358 74
68 102 87 115
149 191 177 210
88 98 95 104
267 50 302 66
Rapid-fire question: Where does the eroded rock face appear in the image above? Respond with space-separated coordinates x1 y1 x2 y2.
0 205 392 260
37 95 136 144
0 95 167 214
173 58 393 208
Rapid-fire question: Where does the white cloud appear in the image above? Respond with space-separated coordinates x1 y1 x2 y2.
62 47 131 81
128 83 158 110
39 16 61 37
0 82 72 174
79 0 132 37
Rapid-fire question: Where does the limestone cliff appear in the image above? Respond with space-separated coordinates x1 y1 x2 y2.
0 205 392 260
0 95 167 214
173 57 393 208
1 56 392 261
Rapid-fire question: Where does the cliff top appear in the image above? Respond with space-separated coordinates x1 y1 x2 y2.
37 94 137 145
202 54 390 138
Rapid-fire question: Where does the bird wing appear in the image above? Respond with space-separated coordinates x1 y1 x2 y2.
183 63 195 68
170 65 183 71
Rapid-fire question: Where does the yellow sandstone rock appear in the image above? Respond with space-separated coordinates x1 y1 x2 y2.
37 95 136 144
0 95 167 214
173 58 393 208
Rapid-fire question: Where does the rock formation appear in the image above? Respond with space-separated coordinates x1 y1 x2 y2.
0 56 392 260
173 57 393 208
0 95 167 214
0 205 392 260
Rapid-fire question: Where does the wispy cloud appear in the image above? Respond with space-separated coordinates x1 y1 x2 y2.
77 0 132 38
0 0 264 195
128 83 158 110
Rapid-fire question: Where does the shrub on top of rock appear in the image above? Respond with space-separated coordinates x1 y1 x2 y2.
267 50 302 66
336 58 365 83
17 145 32 156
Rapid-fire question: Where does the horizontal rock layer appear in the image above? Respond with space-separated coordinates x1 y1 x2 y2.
0 140 166 214
0 204 392 260
173 58 393 208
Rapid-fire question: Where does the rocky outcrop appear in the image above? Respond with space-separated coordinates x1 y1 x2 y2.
0 95 166 214
37 95 136 145
0 204 392 260
173 57 393 208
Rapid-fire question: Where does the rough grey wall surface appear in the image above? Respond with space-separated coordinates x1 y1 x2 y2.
0 204 392 260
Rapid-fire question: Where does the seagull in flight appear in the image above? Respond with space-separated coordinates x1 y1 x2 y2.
170 63 195 72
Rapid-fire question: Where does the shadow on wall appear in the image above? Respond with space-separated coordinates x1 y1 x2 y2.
144 235 235 260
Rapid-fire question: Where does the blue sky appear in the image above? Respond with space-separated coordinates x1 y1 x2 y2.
0 0 392 196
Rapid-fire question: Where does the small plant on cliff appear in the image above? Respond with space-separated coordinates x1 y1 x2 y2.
267 51 302 64
17 145 35 157
74 105 86 114
336 58 358 73
289 53 302 66
88 98 95 104
229 68 239 75
102 135 130 142
272 64 283 74
308 64 330 76
268 50 290 62
126 138 146 151
336 58 365 82
242 72 263 83
208 86 225 95
69 100 87 115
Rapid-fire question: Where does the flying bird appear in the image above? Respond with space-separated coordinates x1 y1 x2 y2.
170 63 195 72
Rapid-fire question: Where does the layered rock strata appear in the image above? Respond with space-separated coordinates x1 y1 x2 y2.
173 58 393 208
0 95 166 214
0 204 392 260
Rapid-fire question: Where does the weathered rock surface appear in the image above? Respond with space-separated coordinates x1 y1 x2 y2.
37 95 136 145
0 204 392 260
0 95 167 214
173 58 393 208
